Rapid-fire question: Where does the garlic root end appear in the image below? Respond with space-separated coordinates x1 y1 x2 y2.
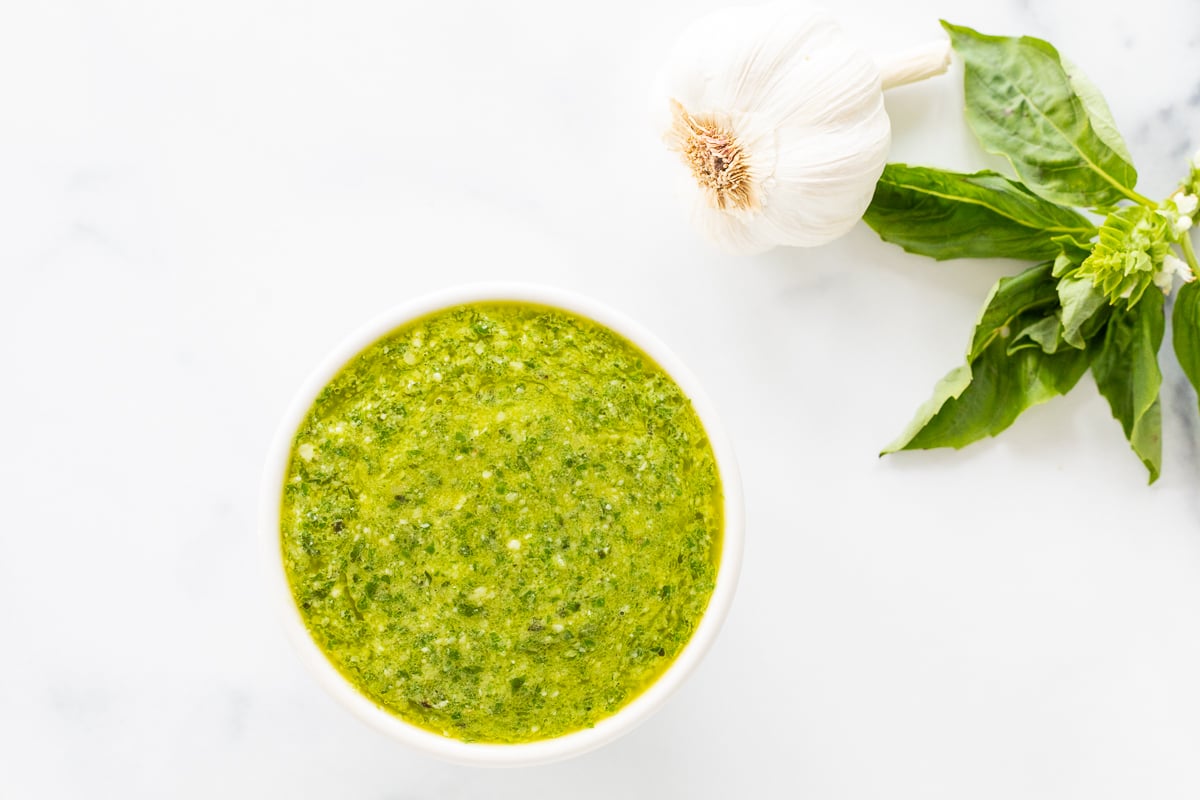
877 40 952 91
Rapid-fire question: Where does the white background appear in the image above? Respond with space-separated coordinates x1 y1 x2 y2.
4 1 1200 797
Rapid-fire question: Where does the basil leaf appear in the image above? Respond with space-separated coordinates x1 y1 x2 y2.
1090 290 1164 483
883 336 1090 453
1010 315 1065 354
1062 58 1135 166
1052 233 1098 262
1172 280 1200 413
968 262 1059 360
1058 275 1110 349
865 164 1096 261
883 263 1090 453
942 22 1140 208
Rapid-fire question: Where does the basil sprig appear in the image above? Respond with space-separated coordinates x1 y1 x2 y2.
866 22 1200 483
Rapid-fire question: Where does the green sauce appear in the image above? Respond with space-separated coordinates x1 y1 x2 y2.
281 302 722 743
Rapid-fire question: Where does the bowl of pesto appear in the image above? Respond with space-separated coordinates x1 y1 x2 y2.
261 284 743 766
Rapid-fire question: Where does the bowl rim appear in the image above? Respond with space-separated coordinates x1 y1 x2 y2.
259 282 745 767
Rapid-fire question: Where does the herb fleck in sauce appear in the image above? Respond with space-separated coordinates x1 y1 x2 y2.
281 302 722 743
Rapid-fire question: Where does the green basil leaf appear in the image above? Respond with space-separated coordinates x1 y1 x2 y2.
1010 315 1065 354
1058 275 1110 349
864 164 1097 261
942 21 1140 208
883 263 1090 453
968 262 1060 360
1051 233 1097 262
883 336 1090 453
1172 279 1200 413
1062 58 1135 166
1051 250 1076 279
1090 290 1164 483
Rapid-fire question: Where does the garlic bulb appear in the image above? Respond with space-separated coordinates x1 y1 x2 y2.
655 3 950 254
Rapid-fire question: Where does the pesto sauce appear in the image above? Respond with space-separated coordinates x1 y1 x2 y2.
281 302 722 743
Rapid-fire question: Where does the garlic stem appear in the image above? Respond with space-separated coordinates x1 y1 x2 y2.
877 40 952 91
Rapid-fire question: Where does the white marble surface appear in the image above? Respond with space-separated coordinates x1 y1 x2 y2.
4 0 1200 797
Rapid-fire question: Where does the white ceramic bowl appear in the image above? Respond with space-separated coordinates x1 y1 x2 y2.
260 283 744 767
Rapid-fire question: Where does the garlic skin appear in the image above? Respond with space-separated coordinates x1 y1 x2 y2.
655 4 937 255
